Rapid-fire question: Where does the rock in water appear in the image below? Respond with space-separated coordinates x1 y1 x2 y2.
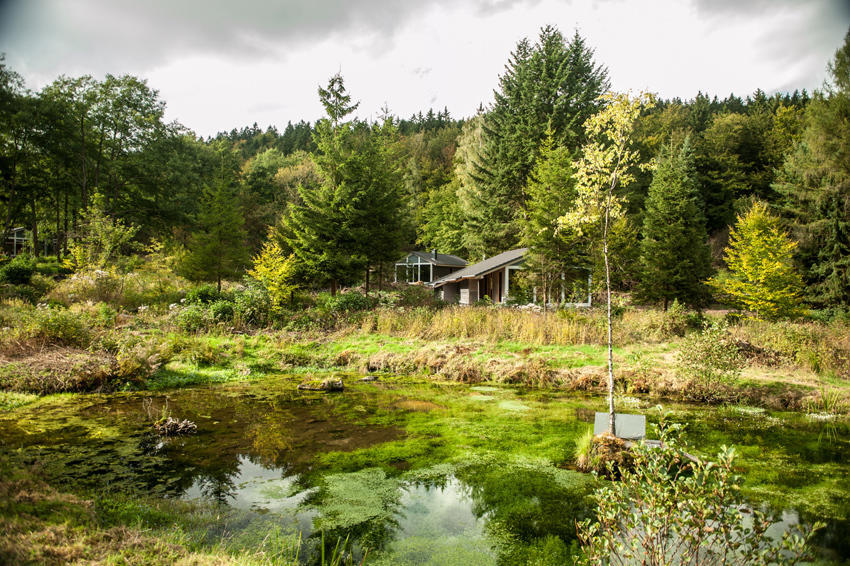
297 378 344 392
359 375 380 382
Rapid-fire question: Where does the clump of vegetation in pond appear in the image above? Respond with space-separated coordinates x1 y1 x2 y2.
577 416 824 565
144 398 198 437
310 468 402 552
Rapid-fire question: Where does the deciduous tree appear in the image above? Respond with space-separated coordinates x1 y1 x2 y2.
708 201 804 320
560 91 653 435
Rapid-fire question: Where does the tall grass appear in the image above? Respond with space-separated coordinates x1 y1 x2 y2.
364 306 694 346
731 318 850 375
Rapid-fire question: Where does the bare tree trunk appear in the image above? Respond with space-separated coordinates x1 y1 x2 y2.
63 191 69 257
604 162 622 437
80 115 88 209
30 197 39 258
330 279 337 296
55 189 61 259
604 228 614 436
365 266 370 295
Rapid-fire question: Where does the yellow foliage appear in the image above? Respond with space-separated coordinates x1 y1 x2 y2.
248 241 297 312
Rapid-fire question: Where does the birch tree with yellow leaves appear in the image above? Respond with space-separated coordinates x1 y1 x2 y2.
560 92 654 436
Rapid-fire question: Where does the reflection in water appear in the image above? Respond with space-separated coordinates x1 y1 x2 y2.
1 383 848 563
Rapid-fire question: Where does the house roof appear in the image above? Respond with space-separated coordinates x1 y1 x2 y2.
405 251 468 267
430 248 528 287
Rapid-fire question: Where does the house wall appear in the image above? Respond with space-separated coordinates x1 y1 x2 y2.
440 283 459 303
459 279 479 305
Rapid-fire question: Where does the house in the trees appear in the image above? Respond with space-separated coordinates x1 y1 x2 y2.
430 247 528 305
394 250 467 285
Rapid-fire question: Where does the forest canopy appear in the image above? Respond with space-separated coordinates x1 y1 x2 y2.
2 25 848 310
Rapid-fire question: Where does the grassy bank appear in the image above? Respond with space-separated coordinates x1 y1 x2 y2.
1 294 848 413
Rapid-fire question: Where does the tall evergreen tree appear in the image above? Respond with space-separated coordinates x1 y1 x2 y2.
636 138 712 309
182 180 250 292
521 130 584 306
774 29 850 307
281 74 405 294
466 27 609 256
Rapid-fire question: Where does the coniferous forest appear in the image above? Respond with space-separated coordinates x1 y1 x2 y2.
2 23 850 566
2 26 848 311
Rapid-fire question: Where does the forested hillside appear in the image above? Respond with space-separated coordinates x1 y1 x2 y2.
2 25 848 309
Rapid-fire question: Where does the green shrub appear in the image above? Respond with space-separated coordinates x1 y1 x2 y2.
320 291 376 314
577 415 823 565
232 284 271 327
208 299 234 322
0 283 41 304
676 320 743 394
185 284 224 305
0 255 35 285
174 304 210 333
658 299 701 337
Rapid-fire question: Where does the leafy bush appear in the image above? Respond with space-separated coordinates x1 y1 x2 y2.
185 284 223 305
232 283 271 327
174 304 210 333
577 415 823 565
67 194 139 270
320 291 376 314
658 299 702 337
208 299 234 322
676 320 744 394
0 255 35 285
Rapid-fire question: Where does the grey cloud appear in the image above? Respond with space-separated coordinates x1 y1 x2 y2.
693 0 848 93
0 0 539 80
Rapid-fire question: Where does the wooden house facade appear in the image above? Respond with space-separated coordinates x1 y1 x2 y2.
429 248 528 305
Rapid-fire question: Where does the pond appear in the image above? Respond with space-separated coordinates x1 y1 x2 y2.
1 377 848 564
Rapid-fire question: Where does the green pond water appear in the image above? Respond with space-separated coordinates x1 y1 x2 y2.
1 377 848 564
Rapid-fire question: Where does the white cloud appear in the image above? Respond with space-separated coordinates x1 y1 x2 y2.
1 0 846 136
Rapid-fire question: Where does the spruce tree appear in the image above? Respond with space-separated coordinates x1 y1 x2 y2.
636 139 713 309
466 27 609 256
774 29 850 307
182 181 250 292
708 202 804 320
521 130 584 306
281 74 405 294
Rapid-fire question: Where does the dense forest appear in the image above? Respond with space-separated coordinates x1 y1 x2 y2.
1 25 848 310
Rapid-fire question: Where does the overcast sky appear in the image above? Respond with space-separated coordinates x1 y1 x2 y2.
1 0 847 137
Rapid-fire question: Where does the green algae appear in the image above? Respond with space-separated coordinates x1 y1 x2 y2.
1 375 849 562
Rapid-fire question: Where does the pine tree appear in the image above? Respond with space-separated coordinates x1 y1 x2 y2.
708 202 804 320
636 138 713 309
774 29 850 307
182 181 250 292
